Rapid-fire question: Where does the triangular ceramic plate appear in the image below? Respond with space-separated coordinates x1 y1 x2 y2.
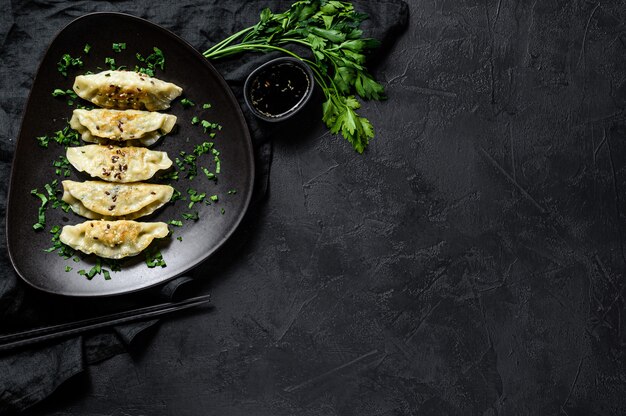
6 13 254 296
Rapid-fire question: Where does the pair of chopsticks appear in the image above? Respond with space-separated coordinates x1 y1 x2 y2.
0 294 211 353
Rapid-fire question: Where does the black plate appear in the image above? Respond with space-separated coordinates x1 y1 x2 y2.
6 13 254 296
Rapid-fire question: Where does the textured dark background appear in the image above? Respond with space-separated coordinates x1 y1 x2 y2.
5 0 626 414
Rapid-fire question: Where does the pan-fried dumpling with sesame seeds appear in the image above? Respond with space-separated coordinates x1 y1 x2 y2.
66 145 172 182
60 220 169 259
73 70 182 111
62 180 174 220
70 109 177 146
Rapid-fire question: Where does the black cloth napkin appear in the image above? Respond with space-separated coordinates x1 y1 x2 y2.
0 0 408 413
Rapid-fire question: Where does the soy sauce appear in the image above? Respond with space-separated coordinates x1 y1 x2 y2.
249 63 310 118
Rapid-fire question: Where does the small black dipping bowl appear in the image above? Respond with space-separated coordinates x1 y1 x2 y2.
243 57 315 122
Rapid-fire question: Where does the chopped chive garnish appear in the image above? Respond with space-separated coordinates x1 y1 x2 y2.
160 170 179 181
51 88 77 98
193 141 214 156
112 42 126 52
214 156 221 174
36 124 81 148
180 98 195 107
170 189 183 202
57 53 83 77
104 57 116 70
187 188 206 208
31 189 48 230
182 212 199 221
200 120 220 133
145 248 167 268
202 168 216 181
134 47 165 76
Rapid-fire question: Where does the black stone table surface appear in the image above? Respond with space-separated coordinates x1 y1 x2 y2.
9 0 626 414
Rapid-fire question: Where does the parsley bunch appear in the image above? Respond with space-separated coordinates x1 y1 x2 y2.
203 0 384 153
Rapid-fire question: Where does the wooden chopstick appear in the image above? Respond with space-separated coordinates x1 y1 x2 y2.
0 294 212 352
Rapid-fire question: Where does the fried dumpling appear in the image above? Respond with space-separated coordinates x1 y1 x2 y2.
73 70 183 111
60 220 169 259
62 180 174 220
66 145 172 182
70 109 177 146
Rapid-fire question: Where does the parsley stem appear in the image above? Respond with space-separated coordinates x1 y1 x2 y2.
204 43 298 60
203 27 255 56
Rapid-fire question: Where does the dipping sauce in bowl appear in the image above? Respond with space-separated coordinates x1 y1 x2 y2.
244 57 315 122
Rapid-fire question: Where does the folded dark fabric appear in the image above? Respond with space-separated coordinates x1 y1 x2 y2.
0 0 408 413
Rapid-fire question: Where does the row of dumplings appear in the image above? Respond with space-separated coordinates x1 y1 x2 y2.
58 70 184 260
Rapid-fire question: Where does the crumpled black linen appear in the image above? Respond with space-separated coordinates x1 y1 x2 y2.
0 0 408 413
